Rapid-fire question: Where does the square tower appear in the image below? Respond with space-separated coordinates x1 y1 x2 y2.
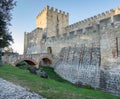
36 5 69 37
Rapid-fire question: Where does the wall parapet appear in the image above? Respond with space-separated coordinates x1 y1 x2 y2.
65 8 120 32
36 5 69 19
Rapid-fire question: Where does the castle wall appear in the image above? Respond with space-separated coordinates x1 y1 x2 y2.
24 28 47 54
36 6 48 29
24 32 27 54
100 69 120 96
45 21 100 57
46 8 120 69
55 46 100 88
36 6 69 38
47 7 69 37
54 46 120 96
100 14 120 69
46 7 120 96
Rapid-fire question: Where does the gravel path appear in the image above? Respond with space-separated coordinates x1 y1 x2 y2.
0 78 46 99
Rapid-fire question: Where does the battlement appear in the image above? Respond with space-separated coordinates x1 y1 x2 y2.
46 31 76 43
36 6 48 19
25 28 43 35
65 7 120 31
47 6 69 16
36 5 69 19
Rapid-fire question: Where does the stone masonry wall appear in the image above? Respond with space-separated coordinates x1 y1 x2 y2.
36 5 69 38
100 69 120 96
45 23 100 56
55 46 100 88
36 6 47 29
100 14 120 94
24 28 47 54
100 15 120 69
47 6 69 37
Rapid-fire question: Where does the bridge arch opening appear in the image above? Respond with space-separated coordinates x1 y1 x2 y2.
15 59 37 67
39 58 52 66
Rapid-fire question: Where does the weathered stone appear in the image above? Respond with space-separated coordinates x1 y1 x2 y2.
36 69 48 78
0 78 45 99
2 53 53 68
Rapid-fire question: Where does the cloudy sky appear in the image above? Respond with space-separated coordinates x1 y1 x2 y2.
10 0 120 54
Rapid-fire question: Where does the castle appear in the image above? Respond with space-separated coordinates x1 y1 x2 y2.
24 6 120 96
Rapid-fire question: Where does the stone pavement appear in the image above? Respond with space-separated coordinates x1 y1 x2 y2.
0 78 46 99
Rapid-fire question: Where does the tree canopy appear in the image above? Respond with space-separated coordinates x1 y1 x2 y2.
0 0 16 66
0 0 16 48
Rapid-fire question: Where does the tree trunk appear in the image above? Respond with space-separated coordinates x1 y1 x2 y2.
0 48 2 66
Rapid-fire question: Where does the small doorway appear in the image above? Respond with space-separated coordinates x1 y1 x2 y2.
47 47 52 54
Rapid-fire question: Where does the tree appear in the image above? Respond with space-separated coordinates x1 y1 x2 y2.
0 0 16 66
2 46 13 54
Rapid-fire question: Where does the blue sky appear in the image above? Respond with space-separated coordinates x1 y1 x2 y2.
10 0 120 54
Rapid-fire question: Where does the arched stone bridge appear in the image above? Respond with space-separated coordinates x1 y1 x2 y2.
2 53 53 68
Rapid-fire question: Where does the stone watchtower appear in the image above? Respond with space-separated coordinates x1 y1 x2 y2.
36 5 69 37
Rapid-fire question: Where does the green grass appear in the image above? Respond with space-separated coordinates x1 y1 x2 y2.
40 66 73 84
0 64 119 99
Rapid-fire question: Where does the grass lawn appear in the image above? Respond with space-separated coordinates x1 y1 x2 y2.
0 64 119 99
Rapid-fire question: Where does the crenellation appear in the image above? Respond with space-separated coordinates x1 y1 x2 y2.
93 15 97 20
54 8 58 13
36 6 48 19
59 10 62 13
91 17 94 20
87 18 91 21
63 8 120 29
97 14 101 19
64 7 120 33
46 5 49 10
84 19 87 22
63 11 65 15
102 12 105 16
66 12 69 16
47 7 69 16
50 7 54 11
110 9 114 12
105 11 109 14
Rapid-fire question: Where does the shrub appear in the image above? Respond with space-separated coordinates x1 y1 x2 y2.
28 66 48 78
75 81 83 88
83 84 94 90
16 61 29 70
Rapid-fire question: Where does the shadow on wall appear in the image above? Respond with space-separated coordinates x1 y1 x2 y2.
47 47 52 54
15 60 37 66
39 58 52 66
16 60 36 70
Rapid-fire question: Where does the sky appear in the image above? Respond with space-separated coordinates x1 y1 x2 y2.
10 0 120 54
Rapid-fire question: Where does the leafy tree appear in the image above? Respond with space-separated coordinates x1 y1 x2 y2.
2 47 13 55
0 0 16 66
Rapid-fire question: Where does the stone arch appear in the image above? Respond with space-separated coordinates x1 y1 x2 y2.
14 58 38 66
39 56 52 66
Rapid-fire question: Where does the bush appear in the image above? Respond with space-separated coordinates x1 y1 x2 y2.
28 66 37 74
16 61 29 70
83 84 94 90
75 81 83 88
28 66 48 78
